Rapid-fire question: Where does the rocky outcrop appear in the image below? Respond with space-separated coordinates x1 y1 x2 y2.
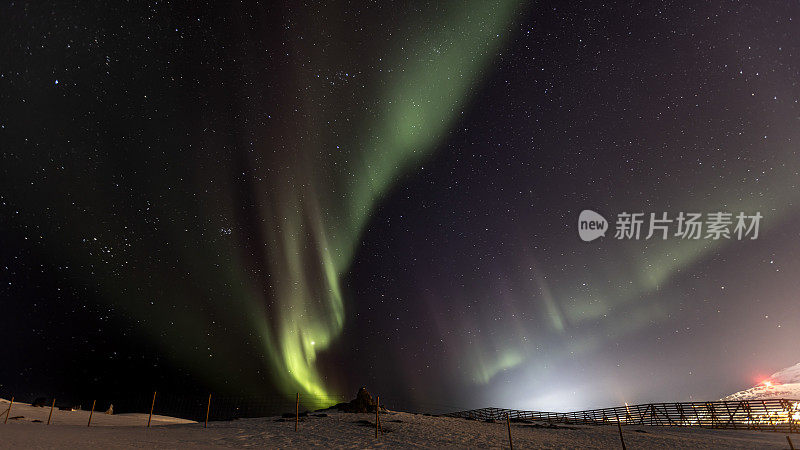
331 387 388 413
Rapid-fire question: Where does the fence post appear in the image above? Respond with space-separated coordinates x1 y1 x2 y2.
506 413 513 450
617 418 627 450
87 400 96 427
205 394 211 428
147 391 157 427
47 398 55 425
376 396 382 437
3 397 13 424
295 393 299 432
377 397 383 433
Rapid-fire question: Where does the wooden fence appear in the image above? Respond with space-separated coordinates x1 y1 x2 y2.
443 399 800 433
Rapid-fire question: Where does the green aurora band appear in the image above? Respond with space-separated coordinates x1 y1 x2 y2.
232 2 524 404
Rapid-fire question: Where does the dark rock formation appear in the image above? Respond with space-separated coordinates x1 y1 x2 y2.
331 387 388 413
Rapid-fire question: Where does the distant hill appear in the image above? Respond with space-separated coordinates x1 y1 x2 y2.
722 362 800 400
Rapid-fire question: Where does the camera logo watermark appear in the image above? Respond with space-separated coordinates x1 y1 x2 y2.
579 210 762 242
578 210 608 242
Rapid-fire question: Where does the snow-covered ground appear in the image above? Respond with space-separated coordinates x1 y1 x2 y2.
0 398 195 427
0 398 791 448
724 362 800 401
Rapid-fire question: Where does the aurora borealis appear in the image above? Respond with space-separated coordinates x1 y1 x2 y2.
234 1 523 402
2 1 800 413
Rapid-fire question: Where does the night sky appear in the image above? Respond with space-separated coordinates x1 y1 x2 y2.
2 1 799 412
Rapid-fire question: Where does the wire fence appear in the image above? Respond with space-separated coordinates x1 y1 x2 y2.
443 399 800 433
0 387 463 424
5 385 796 435
103 393 342 422
0 389 349 422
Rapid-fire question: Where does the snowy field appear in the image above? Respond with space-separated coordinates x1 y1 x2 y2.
0 397 195 427
1 398 794 449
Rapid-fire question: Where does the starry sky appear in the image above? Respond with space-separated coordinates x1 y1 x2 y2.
1 1 799 412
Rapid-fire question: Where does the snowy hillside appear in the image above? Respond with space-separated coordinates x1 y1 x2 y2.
723 362 800 401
